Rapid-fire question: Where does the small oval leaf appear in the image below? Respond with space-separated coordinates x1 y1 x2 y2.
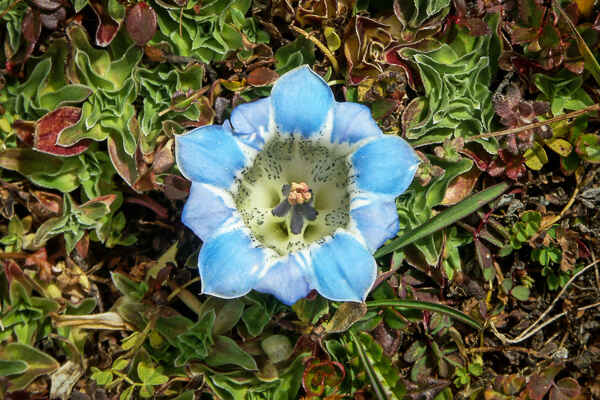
126 2 158 47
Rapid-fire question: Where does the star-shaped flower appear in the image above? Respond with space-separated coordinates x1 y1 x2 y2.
175 65 419 305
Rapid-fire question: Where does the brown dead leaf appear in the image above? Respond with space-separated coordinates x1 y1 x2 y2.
52 312 132 330
247 67 279 87
441 167 481 205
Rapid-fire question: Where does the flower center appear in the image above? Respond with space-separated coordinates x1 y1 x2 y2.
232 135 351 256
271 182 318 235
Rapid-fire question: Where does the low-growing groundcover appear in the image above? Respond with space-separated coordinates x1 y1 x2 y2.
1 0 600 399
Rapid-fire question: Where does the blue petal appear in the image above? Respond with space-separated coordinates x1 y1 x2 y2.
199 229 268 298
351 136 420 197
254 253 312 306
311 232 376 302
230 97 271 150
182 183 235 241
175 125 247 188
351 194 399 253
331 102 382 144
271 65 334 138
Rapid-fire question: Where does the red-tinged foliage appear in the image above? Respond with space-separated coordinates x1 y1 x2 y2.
34 107 91 156
125 2 158 47
302 358 345 397
247 67 279 86
344 16 392 84
488 149 527 180
493 84 551 153
90 0 121 46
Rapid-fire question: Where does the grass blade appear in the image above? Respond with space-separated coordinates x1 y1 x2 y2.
366 299 482 330
553 0 600 86
375 182 509 258
348 331 388 400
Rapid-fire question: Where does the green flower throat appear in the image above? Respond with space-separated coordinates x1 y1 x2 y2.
233 136 352 255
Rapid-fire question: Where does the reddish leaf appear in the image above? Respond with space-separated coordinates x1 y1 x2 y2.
30 0 62 11
125 195 168 219
12 120 35 146
22 9 41 44
302 359 345 397
494 374 526 395
34 107 91 157
90 0 121 47
125 2 157 47
460 146 492 171
107 135 139 188
526 364 562 400
550 377 582 400
75 233 90 259
247 67 279 87
25 248 53 282
161 174 190 200
40 7 67 30
30 190 63 215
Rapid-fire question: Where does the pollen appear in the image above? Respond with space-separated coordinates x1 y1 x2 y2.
288 182 312 205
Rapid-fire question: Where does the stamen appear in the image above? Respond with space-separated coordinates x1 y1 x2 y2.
288 181 311 205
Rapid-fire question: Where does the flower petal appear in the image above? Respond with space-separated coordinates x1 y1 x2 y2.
254 253 312 306
351 136 419 197
175 125 247 188
199 228 268 299
331 102 382 144
182 183 236 241
230 97 271 150
271 65 334 138
350 193 399 253
310 232 376 302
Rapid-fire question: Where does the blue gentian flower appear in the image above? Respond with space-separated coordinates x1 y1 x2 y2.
175 65 419 305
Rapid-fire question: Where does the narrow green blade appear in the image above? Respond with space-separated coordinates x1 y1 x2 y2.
375 182 509 258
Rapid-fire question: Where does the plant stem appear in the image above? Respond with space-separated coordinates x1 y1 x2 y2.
348 331 388 400
470 103 600 141
0 0 22 19
414 103 600 147
366 299 482 330
290 25 340 75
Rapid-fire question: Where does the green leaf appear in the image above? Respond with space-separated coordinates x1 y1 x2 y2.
0 360 28 376
376 182 509 258
545 138 572 157
74 0 88 12
511 286 530 301
292 295 329 324
172 391 195 400
275 37 316 74
398 14 500 150
90 367 113 386
324 26 341 51
137 362 168 386
524 142 549 170
207 298 244 335
325 302 367 333
111 272 148 300
241 303 271 337
553 0 600 86
120 385 135 400
261 335 293 364
575 134 600 163
0 343 59 392
205 336 258 370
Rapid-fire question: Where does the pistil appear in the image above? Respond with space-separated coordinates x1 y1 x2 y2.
271 182 318 235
